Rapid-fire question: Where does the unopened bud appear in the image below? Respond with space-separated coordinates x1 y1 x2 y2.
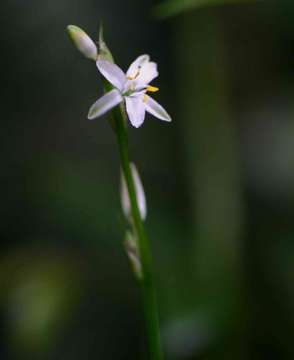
124 231 143 280
67 25 97 61
120 163 147 222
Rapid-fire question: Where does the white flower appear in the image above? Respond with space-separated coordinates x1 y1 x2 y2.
88 55 172 127
120 163 147 221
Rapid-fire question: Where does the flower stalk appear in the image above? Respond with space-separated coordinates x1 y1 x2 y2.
67 24 166 359
112 105 163 360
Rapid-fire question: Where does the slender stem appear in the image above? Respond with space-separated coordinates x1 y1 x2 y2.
112 106 163 360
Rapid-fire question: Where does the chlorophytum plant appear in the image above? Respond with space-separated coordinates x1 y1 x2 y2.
67 24 172 360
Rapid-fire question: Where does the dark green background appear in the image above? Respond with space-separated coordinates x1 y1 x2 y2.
1 0 294 359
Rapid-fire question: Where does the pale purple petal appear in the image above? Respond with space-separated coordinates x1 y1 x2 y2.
144 95 171 122
88 89 123 120
127 55 150 78
96 60 126 91
136 62 158 88
125 96 146 128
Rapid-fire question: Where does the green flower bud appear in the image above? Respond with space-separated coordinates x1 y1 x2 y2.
120 163 147 223
124 231 143 280
67 25 97 61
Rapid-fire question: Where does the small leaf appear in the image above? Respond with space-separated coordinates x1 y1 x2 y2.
98 23 115 63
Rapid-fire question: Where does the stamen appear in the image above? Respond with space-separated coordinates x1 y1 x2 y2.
127 68 141 81
146 85 159 93
143 94 148 103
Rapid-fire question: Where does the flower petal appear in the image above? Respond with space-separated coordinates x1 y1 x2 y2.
88 89 123 120
96 60 126 91
144 95 172 122
127 55 150 78
125 96 146 128
136 62 158 87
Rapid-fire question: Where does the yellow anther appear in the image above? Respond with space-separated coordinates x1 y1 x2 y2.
143 94 148 103
127 69 140 81
146 85 159 93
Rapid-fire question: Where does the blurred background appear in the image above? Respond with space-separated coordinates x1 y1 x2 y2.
1 0 294 358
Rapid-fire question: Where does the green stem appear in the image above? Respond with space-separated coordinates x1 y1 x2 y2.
112 107 163 360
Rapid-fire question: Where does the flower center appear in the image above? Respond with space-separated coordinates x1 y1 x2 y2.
127 68 141 81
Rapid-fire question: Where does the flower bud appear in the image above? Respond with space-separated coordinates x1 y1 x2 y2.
124 231 142 280
67 25 97 61
120 163 147 222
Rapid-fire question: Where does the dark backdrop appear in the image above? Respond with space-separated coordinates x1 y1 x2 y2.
1 0 294 359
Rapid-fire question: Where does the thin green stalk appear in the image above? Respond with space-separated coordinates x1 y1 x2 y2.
67 22 163 360
112 107 163 360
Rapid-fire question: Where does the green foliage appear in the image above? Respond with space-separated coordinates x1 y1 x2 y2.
153 0 261 18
